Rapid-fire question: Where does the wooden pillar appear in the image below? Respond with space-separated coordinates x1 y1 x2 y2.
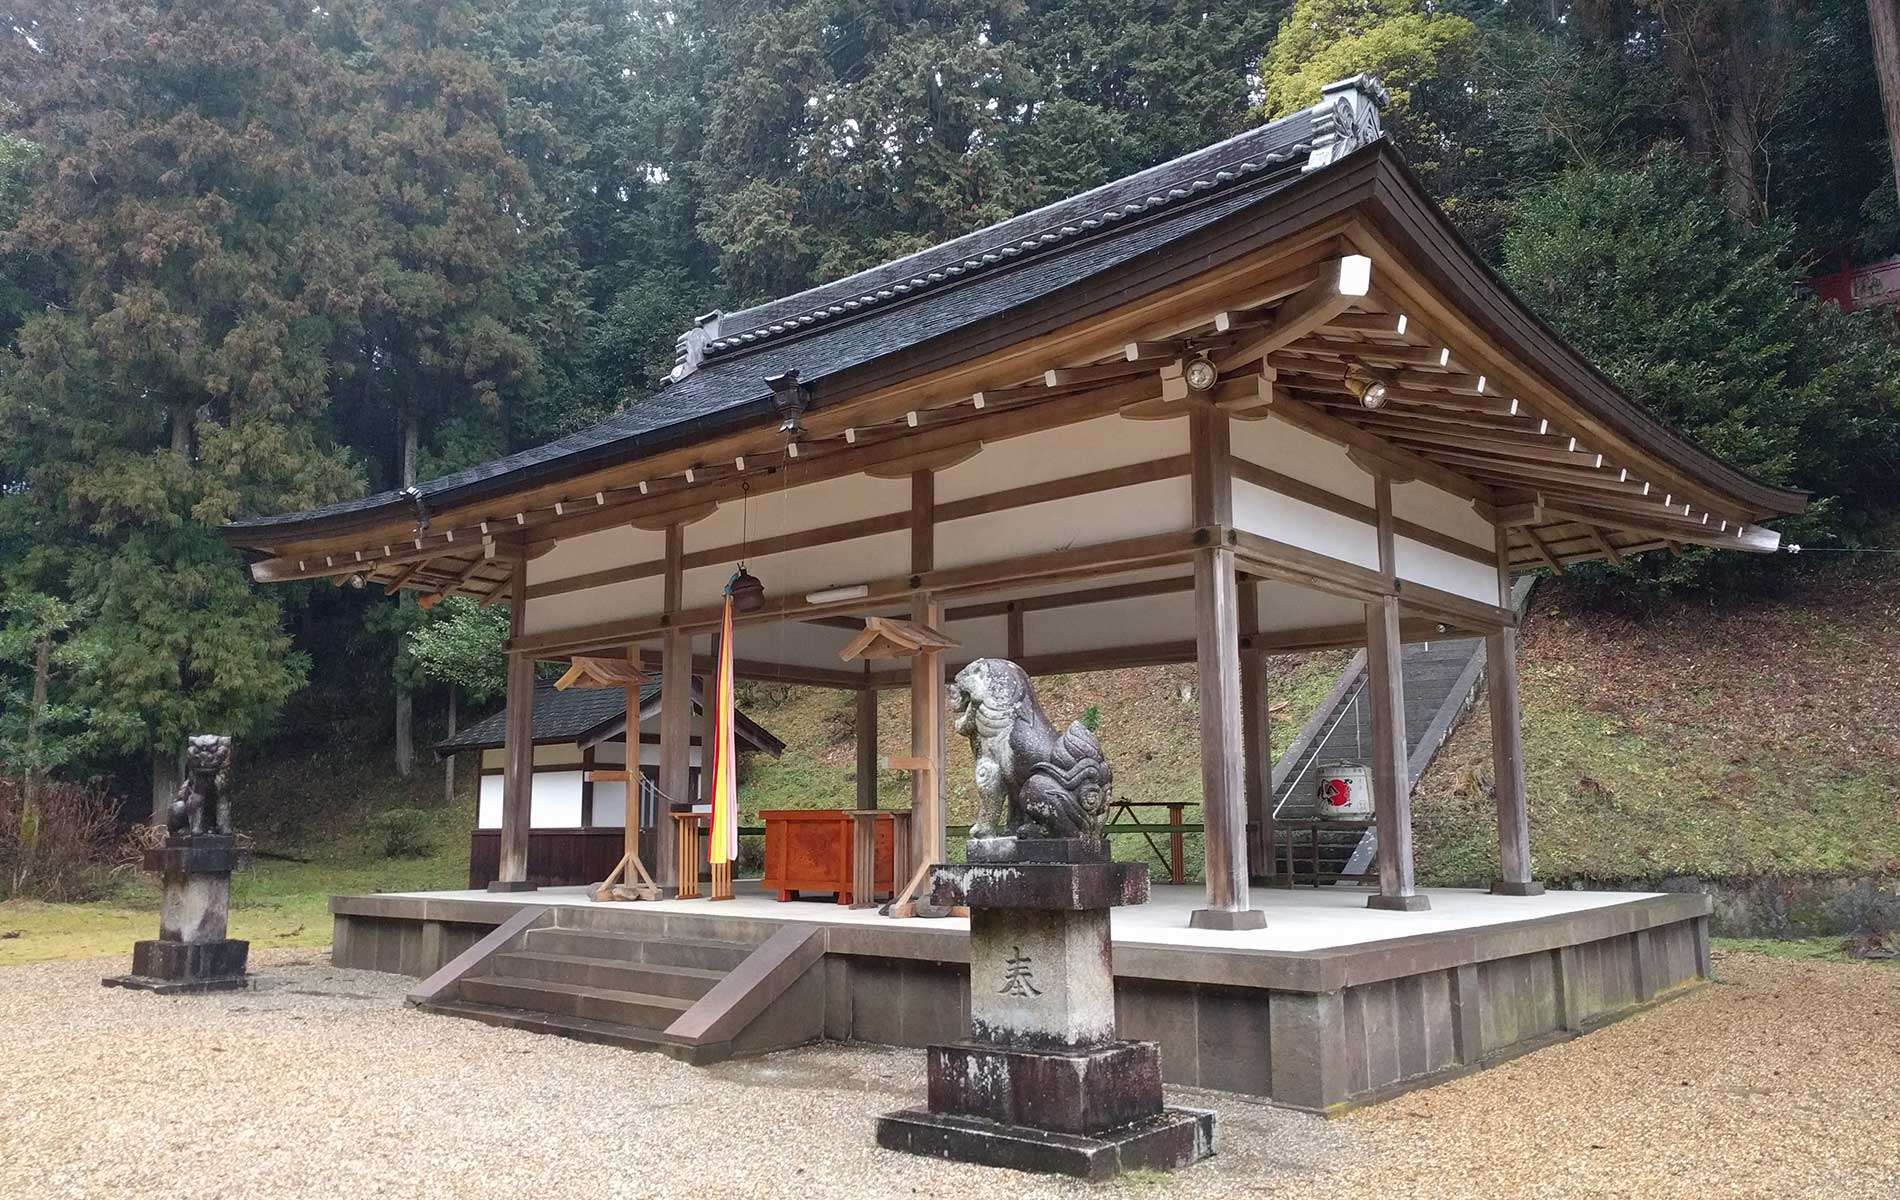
622 643 642 869
909 469 945 868
1239 583 1273 882
492 557 538 891
656 523 689 892
855 682 878 812
579 744 595 828
1489 527 1543 896
1366 475 1428 911
1188 404 1263 930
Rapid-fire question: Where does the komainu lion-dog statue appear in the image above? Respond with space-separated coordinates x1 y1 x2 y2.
168 733 234 836
949 658 1112 840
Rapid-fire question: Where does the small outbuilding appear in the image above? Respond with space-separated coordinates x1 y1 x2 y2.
435 679 783 889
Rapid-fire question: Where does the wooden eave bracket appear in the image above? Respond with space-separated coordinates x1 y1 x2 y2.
839 616 960 663
554 655 647 691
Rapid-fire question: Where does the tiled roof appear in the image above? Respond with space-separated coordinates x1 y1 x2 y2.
434 678 783 756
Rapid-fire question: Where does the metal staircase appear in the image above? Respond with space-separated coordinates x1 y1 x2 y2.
1268 578 1534 882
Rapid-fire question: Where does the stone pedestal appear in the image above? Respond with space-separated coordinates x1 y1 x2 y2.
876 836 1213 1180
103 834 249 995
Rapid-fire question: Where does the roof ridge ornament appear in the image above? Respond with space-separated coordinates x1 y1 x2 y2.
670 309 723 383
1303 74 1388 174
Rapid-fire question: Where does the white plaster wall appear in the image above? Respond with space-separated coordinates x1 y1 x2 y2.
1393 478 1495 547
935 479 1190 572
939 613 1008 661
724 617 863 673
524 575 664 637
1230 413 1376 506
1249 579 1367 632
1395 538 1502 605
1022 590 1196 656
528 524 667 585
592 782 627 829
476 771 582 828
682 530 910 612
1232 479 1381 572
685 472 910 555
936 414 1189 503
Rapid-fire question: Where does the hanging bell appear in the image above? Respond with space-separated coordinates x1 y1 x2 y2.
728 565 766 613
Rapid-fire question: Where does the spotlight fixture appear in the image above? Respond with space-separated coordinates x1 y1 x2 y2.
1183 355 1219 394
1344 362 1388 410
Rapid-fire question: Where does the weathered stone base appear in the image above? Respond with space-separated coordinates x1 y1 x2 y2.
876 1106 1214 1181
486 879 540 893
928 1040 1163 1135
103 937 249 994
1490 879 1547 897
1189 906 1267 930
1366 893 1432 912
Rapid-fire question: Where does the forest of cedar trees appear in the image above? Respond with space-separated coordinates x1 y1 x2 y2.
2 0 1899 829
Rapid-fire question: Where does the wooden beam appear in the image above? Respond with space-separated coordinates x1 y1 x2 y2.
656 524 689 892
1519 525 1565 574
1229 456 1492 566
856 680 878 812
1213 257 1368 373
496 558 535 889
1586 526 1623 564
1238 582 1272 880
1488 526 1540 896
1265 391 1491 505
1187 404 1261 928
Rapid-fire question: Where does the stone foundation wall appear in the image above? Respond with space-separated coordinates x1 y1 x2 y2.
330 893 1711 1112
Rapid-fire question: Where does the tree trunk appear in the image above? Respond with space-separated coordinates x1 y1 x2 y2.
443 685 458 807
393 399 418 778
22 634 49 814
170 399 193 459
150 745 180 826
1873 0 1900 200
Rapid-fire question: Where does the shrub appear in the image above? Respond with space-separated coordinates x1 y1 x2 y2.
0 774 123 901
366 807 434 859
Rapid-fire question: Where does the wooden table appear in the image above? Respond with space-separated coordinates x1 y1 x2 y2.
762 809 895 905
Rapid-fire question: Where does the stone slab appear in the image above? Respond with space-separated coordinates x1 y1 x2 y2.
144 834 237 877
965 836 1108 864
927 1040 1163 1135
875 1106 1214 1181
1367 894 1433 912
486 880 541 893
104 938 249 994
931 861 1148 912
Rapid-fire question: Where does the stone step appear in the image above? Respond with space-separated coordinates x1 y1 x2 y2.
489 950 723 1001
458 975 696 1031
420 998 688 1055
523 927 755 972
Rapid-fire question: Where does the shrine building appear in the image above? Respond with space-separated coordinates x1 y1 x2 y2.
224 77 1804 1109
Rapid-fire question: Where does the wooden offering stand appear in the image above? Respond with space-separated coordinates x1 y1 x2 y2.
562 652 662 901
837 617 960 918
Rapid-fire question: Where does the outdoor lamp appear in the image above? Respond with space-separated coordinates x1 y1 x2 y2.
1183 354 1219 394
1345 362 1388 410
728 566 766 613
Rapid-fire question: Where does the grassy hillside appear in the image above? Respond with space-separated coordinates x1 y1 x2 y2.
1414 561 1900 885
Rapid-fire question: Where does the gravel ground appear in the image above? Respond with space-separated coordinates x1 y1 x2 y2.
1 948 1893 1199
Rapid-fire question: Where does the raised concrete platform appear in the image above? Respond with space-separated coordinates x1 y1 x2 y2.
332 882 1712 1112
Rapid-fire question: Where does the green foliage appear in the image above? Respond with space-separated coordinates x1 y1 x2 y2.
1260 0 1476 121
1080 705 1101 733
1501 159 1900 591
405 597 508 704
365 806 434 859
